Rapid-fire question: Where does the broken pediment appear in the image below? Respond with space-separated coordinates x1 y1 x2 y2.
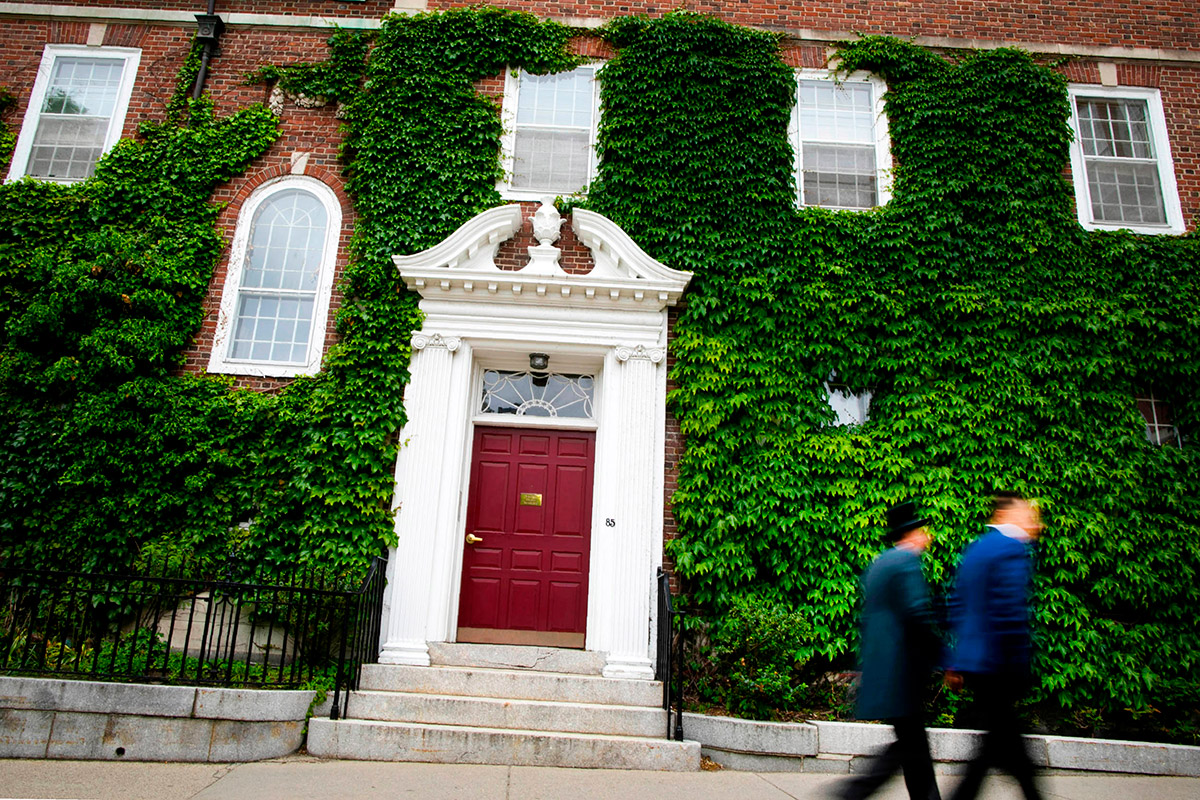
393 200 692 310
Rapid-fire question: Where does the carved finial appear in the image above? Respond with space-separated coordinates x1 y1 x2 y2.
520 197 568 276
531 197 564 247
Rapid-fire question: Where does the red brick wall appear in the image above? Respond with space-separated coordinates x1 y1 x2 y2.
17 0 1200 52
2 8 1198 565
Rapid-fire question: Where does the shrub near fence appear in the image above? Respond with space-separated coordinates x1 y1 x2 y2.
0 556 386 719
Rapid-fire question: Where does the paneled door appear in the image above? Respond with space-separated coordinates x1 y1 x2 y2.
456 426 595 648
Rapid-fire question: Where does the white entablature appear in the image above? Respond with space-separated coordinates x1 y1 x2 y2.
392 199 692 310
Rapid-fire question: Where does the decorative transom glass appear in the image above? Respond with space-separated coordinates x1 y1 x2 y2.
480 370 595 418
28 57 126 181
797 80 878 209
1075 98 1166 225
229 189 329 364
512 67 597 194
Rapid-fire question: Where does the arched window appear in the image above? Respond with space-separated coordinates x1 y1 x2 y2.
208 176 341 377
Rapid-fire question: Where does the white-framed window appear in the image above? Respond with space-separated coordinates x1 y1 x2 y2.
208 176 341 378
1067 85 1184 235
498 65 600 200
6 45 141 183
791 70 891 210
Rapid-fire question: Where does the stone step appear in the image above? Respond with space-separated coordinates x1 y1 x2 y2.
428 642 606 675
307 717 699 771
359 664 663 708
347 690 668 738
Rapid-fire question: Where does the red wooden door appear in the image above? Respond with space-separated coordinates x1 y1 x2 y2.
457 426 595 648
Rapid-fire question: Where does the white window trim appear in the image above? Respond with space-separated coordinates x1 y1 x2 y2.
1066 84 1184 235
791 69 892 210
497 64 601 201
6 44 142 183
207 176 342 378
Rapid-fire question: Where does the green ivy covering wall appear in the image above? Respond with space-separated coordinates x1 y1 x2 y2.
0 47 280 572
0 9 1196 736
588 15 1198 735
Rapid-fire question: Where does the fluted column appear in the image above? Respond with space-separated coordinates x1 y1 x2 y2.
379 332 462 665
599 344 666 679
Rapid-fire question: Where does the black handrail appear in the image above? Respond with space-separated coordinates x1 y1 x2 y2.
656 567 683 741
0 555 387 717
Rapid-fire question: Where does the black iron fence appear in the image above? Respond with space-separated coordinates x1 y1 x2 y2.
0 556 386 720
656 567 683 741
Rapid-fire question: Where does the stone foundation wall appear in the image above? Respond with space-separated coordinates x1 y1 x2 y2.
685 714 1200 777
0 676 315 762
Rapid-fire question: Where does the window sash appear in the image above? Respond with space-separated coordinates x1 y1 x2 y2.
229 290 317 365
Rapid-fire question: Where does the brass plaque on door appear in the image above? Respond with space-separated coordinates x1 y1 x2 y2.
519 493 543 506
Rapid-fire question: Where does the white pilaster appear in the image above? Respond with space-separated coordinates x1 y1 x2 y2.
598 344 666 680
379 333 462 666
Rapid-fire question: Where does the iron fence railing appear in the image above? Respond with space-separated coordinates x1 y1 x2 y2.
0 556 386 720
656 567 683 741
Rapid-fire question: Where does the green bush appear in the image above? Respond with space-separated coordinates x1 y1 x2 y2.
704 595 813 719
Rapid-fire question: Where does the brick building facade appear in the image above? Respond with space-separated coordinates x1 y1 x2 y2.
1 1 1195 672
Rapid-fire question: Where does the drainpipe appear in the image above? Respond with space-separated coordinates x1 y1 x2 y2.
192 1 225 100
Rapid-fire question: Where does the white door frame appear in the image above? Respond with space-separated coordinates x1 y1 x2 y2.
377 202 692 679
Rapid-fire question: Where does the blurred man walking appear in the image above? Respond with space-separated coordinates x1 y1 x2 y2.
946 491 1044 800
836 501 942 800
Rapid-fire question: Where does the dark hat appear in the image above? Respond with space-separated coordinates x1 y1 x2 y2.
887 501 930 542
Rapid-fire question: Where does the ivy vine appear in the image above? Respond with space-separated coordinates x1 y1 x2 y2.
0 8 1196 740
591 15 1198 738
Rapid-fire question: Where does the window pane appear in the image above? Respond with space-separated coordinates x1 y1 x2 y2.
801 143 877 208
42 57 124 117
798 80 879 208
230 293 315 364
1076 98 1155 159
1086 160 1166 224
512 129 592 193
27 113 108 180
25 57 126 181
243 190 328 291
798 80 874 144
516 69 594 128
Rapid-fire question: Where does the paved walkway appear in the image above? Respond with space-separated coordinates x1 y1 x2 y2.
3 757 1200 800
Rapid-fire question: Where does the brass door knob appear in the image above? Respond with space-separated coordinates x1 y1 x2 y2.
465 533 483 545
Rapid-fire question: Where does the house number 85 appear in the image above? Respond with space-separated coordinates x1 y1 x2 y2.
605 518 616 527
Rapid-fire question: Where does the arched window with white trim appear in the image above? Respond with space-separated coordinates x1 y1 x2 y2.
208 176 341 377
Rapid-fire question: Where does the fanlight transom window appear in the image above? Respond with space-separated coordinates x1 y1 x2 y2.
480 370 595 418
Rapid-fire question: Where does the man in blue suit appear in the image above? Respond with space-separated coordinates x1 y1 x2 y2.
946 492 1043 800
836 501 942 800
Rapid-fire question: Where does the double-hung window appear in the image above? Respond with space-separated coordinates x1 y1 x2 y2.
208 177 341 378
7 45 141 183
499 65 600 199
792 71 891 210
1067 86 1183 234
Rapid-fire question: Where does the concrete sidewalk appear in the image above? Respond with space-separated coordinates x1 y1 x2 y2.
3 757 1200 800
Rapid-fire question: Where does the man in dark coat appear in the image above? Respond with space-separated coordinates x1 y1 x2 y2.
945 492 1043 800
835 501 942 800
